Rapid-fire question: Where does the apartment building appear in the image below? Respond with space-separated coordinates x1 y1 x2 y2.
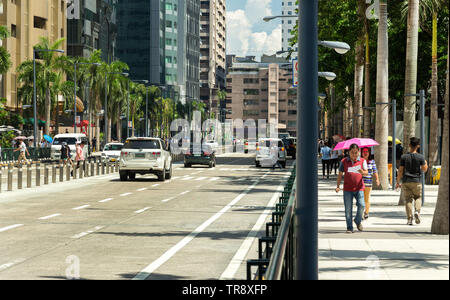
0 0 67 110
200 0 226 116
281 0 297 58
226 58 298 137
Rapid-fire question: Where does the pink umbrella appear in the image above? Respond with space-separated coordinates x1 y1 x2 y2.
333 138 379 151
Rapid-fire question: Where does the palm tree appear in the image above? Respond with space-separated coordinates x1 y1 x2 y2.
419 0 444 182
353 0 366 138
33 37 66 135
374 0 390 190
431 37 449 234
431 31 448 234
363 10 372 138
402 0 420 158
0 26 12 76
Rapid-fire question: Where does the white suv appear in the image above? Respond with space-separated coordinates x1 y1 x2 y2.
255 138 287 168
119 138 173 181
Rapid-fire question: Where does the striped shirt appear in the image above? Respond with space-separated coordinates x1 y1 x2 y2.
363 160 378 186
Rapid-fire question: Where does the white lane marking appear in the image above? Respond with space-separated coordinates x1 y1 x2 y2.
220 184 284 280
99 198 113 203
179 190 190 196
0 258 26 272
0 224 24 233
162 197 175 203
135 207 152 214
38 214 61 220
73 205 90 211
71 226 104 239
152 184 160 187
209 177 220 181
133 173 268 280
120 192 133 197
181 177 194 181
137 188 147 192
171 177 180 180
195 177 207 181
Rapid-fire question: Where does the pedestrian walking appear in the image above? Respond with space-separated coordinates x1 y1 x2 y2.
361 147 380 220
395 137 428 226
388 141 394 186
320 141 332 179
336 144 368 233
330 145 340 175
60 142 73 167
13 138 30 166
72 141 86 176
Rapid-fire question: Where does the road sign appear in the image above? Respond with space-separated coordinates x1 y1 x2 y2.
292 58 298 87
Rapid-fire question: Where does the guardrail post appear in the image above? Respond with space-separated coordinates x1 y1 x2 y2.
8 164 13 191
27 164 32 188
18 165 23 190
44 164 49 185
36 162 41 187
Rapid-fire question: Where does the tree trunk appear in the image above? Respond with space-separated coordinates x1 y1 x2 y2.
353 0 366 138
364 29 371 138
431 33 449 235
44 88 51 136
403 0 420 154
374 0 390 190
427 14 439 183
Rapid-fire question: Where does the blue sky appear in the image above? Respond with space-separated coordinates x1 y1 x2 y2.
226 0 282 58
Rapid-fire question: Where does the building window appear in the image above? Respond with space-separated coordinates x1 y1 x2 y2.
11 24 17 37
34 16 47 29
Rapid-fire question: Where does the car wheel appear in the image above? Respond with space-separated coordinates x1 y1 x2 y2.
120 172 128 181
282 161 286 168
256 161 261 168
184 163 191 168
129 173 136 181
165 163 173 179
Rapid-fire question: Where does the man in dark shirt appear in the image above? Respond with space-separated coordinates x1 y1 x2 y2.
396 137 428 226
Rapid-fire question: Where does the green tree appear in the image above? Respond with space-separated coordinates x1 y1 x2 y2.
0 26 12 75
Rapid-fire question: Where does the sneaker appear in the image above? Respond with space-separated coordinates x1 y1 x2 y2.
354 219 363 232
407 218 413 226
364 213 369 220
414 212 421 225
346 230 354 234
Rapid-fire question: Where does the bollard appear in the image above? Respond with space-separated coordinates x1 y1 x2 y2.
96 160 100 176
27 164 32 188
73 164 77 179
18 165 23 190
8 164 13 192
36 162 41 187
91 161 95 177
59 164 64 182
79 161 83 179
102 158 105 175
106 159 110 175
52 164 57 184
44 164 49 185
66 164 71 181
115 161 119 173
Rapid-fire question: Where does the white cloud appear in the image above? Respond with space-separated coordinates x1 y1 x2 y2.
226 0 281 58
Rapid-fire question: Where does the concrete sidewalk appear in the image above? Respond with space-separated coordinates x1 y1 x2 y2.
318 170 449 280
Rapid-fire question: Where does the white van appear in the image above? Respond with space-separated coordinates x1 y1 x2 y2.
50 134 89 161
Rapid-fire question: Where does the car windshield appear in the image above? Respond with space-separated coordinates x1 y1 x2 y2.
104 144 123 151
53 138 77 145
123 140 160 150
260 140 280 148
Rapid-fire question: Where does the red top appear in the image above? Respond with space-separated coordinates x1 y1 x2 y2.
339 157 368 192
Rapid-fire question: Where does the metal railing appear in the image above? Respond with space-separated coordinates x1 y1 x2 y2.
0 148 51 163
246 166 296 280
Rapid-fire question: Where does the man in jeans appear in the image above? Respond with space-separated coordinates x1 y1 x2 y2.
396 137 428 225
336 144 369 233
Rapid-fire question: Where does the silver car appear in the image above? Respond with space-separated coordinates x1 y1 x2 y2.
119 138 173 181
255 138 287 168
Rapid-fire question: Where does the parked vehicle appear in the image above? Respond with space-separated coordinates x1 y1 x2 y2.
102 143 124 162
244 139 257 154
119 137 172 181
184 144 216 168
255 138 287 168
51 134 88 161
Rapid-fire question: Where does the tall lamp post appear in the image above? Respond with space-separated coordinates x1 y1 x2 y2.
73 62 101 133
264 6 350 279
104 72 129 146
33 48 64 148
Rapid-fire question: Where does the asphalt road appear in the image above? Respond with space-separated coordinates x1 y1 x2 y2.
0 153 293 280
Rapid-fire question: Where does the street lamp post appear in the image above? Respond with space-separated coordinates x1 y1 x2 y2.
33 48 64 148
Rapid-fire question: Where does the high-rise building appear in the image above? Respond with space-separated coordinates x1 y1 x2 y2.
0 0 67 110
281 0 297 57
67 0 118 62
226 56 297 137
200 0 226 117
117 0 200 104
